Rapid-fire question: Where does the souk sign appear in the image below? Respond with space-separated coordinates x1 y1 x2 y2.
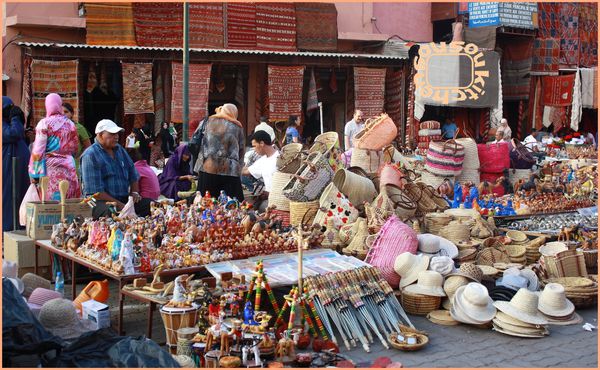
414 42 490 106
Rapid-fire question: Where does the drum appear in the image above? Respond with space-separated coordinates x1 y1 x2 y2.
159 306 199 354
204 349 221 368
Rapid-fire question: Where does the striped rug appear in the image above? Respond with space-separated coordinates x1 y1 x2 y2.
190 2 224 49
122 62 154 115
295 3 337 51
226 2 257 49
31 59 79 124
85 3 136 46
267 65 305 121
256 3 297 51
385 68 403 139
171 63 212 124
354 67 386 118
133 2 183 47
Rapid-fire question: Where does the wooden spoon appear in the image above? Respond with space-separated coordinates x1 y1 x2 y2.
39 176 49 203
59 180 69 222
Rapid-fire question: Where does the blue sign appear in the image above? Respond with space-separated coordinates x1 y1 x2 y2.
468 2 500 28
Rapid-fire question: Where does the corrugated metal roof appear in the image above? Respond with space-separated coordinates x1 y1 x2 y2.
18 42 408 60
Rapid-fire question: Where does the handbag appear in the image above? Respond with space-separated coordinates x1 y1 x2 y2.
354 113 398 151
282 152 334 202
510 141 536 169
424 140 465 177
314 183 359 228
276 143 304 174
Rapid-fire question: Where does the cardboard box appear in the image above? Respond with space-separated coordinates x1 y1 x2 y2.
82 299 110 330
3 230 51 275
25 199 92 240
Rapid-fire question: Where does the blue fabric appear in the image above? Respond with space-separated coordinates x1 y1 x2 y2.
81 142 139 198
442 122 458 139
285 126 299 144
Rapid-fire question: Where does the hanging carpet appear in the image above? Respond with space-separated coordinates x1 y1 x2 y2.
295 3 337 51
225 2 257 49
354 67 386 118
256 3 297 51
171 63 212 124
133 2 182 47
542 74 575 107
500 37 534 101
122 62 154 115
189 2 224 49
267 65 305 121
85 3 136 46
31 59 79 124
532 38 560 74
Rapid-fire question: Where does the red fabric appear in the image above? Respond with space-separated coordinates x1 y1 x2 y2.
500 37 534 101
532 38 560 73
189 2 224 48
256 3 297 51
133 3 183 47
477 142 510 174
480 172 503 184
538 3 559 39
267 65 305 121
295 3 337 51
306 68 318 112
354 67 386 118
579 3 598 67
385 69 403 140
226 3 257 49
542 74 575 107
559 3 580 66
171 63 212 124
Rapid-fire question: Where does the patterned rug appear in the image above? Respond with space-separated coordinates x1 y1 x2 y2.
171 63 212 124
385 68 403 134
226 2 257 49
306 68 319 112
578 2 598 68
122 62 154 115
354 67 386 118
267 65 305 121
500 37 534 101
559 3 580 67
532 38 560 73
542 74 575 107
295 3 337 51
133 2 182 47
256 3 297 51
85 3 136 46
190 2 224 49
31 59 79 125
538 2 559 39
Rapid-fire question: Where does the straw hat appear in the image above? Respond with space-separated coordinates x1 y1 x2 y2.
543 312 583 326
506 230 527 244
447 263 483 283
394 252 430 289
496 275 529 291
2 260 24 294
428 256 455 277
493 288 548 326
27 288 63 317
443 275 470 297
451 283 496 324
538 283 575 318
539 242 568 257
22 273 52 298
492 319 549 337
417 234 459 259
427 310 459 326
404 271 446 297
39 298 97 339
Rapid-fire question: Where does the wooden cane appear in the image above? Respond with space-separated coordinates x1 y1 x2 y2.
59 180 69 222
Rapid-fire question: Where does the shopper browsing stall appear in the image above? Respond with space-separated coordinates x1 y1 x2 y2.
242 130 280 211
285 115 301 145
159 144 194 201
128 148 160 201
81 119 151 218
344 109 364 150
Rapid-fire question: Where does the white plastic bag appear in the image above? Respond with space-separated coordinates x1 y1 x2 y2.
19 184 40 226
118 196 137 219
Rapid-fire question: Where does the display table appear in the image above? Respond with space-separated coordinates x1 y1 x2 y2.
120 286 169 340
33 240 208 335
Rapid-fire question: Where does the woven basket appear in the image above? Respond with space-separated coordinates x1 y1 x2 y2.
268 172 294 211
417 182 449 211
440 220 472 244
404 182 438 216
289 200 319 227
350 148 384 174
332 168 377 209
389 326 429 352
355 113 398 150
543 249 588 278
505 244 527 259
420 169 450 190
476 247 511 266
579 249 598 269
456 168 480 184
455 138 480 169
276 143 304 174
383 184 417 219
310 131 343 172
424 212 452 234
400 290 441 316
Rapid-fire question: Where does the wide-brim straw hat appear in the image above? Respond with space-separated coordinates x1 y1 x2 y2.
506 230 528 244
543 312 582 326
428 256 456 277
447 262 483 283
443 275 470 297
418 234 459 259
395 252 430 289
39 298 97 340
537 283 575 318
539 242 568 257
22 273 52 298
493 288 548 326
404 270 446 297
452 283 496 324
28 288 63 313
492 319 548 338
496 275 529 291
427 309 459 326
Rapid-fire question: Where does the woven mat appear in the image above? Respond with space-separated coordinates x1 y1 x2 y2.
256 3 297 51
226 2 256 49
85 3 136 46
532 38 560 73
578 3 598 68
295 2 337 51
500 37 533 101
267 65 305 121
190 2 224 48
538 2 559 39
542 74 575 107
133 2 182 47
31 59 79 124
385 68 403 131
354 67 386 118
122 62 154 115
171 63 212 123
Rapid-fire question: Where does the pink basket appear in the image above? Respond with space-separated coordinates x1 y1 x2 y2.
365 215 418 287
477 142 510 174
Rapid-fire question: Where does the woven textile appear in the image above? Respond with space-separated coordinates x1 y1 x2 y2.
559 3 580 66
385 69 403 136
500 37 533 101
579 3 598 67
538 3 559 38
354 67 386 118
306 68 318 112
226 2 257 49
189 3 224 48
171 63 212 123
122 63 154 115
21 56 33 122
267 65 305 121
85 3 136 46
560 38 580 67
256 3 297 51
542 74 575 106
31 59 79 124
295 3 337 51
532 38 560 73
133 2 182 47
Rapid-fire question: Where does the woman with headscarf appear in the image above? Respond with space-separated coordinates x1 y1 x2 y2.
3 97 31 231
194 103 245 201
159 144 194 200
28 93 81 201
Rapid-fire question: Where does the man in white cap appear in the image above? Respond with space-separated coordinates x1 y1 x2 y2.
81 119 151 218
500 118 512 141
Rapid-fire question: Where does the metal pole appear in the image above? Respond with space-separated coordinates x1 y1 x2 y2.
182 1 190 143
318 102 324 134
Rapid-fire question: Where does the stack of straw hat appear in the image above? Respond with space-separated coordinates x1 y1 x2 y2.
424 212 452 235
401 270 445 315
442 263 483 310
541 277 598 309
394 252 430 289
496 267 539 292
417 233 459 259
525 236 546 264
492 288 549 338
440 220 472 244
538 283 581 325
450 282 496 325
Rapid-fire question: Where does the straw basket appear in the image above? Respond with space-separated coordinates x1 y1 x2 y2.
383 184 417 219
508 168 533 188
476 247 511 266
440 220 472 244
389 325 429 352
505 244 527 263
404 182 438 216
578 249 598 269
543 249 588 278
290 200 319 227
311 131 342 172
332 168 377 209
400 290 441 315
160 306 200 354
455 138 480 169
268 172 294 211
276 143 304 174
424 212 452 234
419 169 450 190
418 182 449 211
456 168 480 184
350 148 383 174
355 113 398 150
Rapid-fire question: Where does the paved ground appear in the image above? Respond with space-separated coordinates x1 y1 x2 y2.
91 279 598 368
